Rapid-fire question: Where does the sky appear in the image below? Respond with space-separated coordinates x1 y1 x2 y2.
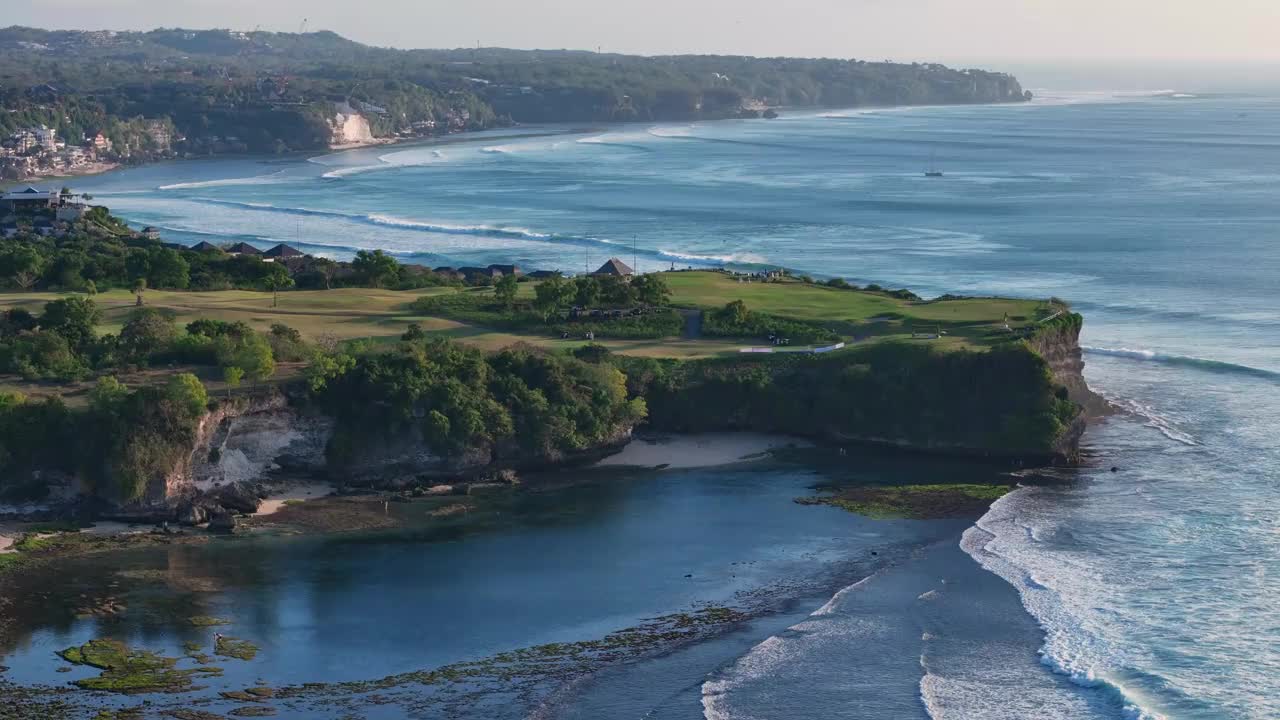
6 0 1280 87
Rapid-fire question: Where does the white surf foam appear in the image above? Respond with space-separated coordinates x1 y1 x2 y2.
962 493 1170 720
158 171 285 190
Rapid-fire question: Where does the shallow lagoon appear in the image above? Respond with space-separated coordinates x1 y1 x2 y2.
1 457 976 717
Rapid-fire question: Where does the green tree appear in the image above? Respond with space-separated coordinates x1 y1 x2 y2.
0 246 46 290
39 297 101 355
88 376 128 413
262 264 294 307
222 365 244 397
533 275 574 319
165 373 209 417
119 308 177 364
132 277 147 306
216 332 275 384
493 273 519 308
147 248 190 289
631 274 671 306
573 276 601 307
352 249 399 288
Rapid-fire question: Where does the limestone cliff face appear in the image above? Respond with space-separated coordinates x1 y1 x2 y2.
1026 318 1109 419
330 102 375 146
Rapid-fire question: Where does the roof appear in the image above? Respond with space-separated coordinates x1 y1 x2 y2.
527 270 562 279
487 264 521 274
433 266 458 274
593 257 634 276
191 241 223 253
224 242 263 255
264 243 305 258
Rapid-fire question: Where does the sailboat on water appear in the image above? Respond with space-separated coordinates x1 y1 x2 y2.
925 152 944 177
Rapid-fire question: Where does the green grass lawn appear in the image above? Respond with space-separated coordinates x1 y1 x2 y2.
0 273 1055 380
664 271 1053 349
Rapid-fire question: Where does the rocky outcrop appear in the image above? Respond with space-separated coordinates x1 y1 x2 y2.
1025 315 1110 419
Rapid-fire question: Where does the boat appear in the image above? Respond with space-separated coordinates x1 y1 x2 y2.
925 152 943 177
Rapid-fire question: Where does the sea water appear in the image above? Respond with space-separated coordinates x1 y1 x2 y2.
69 90 1280 719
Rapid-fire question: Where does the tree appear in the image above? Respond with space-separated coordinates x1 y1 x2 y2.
262 264 294 307
0 246 46 291
147 248 190 289
216 332 275 384
132 277 147 306
119 308 177 364
222 366 244 397
39 297 101 355
573 276 601 307
352 249 399 288
719 299 751 325
533 275 574 319
493 273 518 308
165 373 209 417
631 274 671 306
88 376 128 413
401 323 427 342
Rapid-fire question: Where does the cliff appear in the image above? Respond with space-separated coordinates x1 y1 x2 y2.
623 319 1094 465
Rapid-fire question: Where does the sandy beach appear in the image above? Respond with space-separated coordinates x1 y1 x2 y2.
596 433 811 470
254 481 334 517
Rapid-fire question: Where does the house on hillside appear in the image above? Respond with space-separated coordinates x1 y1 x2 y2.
263 243 305 260
593 257 634 277
487 263 522 277
457 266 502 282
141 226 161 240
223 242 263 257
0 186 58 213
190 241 223 253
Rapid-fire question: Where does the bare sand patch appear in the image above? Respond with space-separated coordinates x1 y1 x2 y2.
254 482 335 517
597 433 810 470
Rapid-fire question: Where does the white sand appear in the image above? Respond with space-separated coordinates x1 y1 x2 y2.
597 433 810 470
254 482 334 517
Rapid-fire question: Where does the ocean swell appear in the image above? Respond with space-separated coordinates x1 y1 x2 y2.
1083 346 1280 381
962 493 1168 720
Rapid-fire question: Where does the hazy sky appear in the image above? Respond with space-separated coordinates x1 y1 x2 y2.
7 0 1280 67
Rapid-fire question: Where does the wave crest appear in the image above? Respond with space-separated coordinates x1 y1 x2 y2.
1083 346 1280 381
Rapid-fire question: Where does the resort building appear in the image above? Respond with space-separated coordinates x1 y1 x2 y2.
0 186 59 212
263 243 306 260
223 242 263 256
593 258 634 277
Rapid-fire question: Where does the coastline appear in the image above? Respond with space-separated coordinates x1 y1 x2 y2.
7 97 1032 191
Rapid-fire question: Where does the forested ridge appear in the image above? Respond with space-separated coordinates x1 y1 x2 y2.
0 26 1029 155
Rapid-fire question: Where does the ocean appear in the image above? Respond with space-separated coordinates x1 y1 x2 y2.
67 90 1280 719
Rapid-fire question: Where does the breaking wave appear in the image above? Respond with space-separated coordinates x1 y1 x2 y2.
158 171 286 190
1083 346 1280 381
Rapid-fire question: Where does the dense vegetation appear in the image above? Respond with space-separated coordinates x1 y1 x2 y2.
0 219 462 294
0 26 1028 156
701 300 840 344
0 372 209 503
312 338 647 471
409 273 682 340
609 340 1079 456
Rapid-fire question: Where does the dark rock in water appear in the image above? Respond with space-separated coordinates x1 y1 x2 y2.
1111 466 1120 473
208 512 239 534
215 484 262 514
684 573 693 578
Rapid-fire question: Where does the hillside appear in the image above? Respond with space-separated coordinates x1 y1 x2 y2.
0 26 1030 162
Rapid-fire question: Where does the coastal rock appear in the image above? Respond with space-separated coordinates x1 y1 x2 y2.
177 502 210 527
214 484 262 515
207 512 238 534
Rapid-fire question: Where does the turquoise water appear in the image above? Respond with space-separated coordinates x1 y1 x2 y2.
58 90 1280 719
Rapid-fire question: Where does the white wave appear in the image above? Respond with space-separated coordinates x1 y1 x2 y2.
480 145 510 154
1100 394 1198 446
1083 346 1280 381
962 494 1170 720
657 248 768 265
647 124 696 138
158 171 285 191
321 165 386 179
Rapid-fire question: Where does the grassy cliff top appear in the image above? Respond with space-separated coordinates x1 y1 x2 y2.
662 271 1052 350
0 272 1055 365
